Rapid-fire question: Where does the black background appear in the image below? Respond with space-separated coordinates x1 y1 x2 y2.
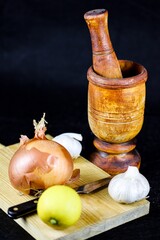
0 0 160 239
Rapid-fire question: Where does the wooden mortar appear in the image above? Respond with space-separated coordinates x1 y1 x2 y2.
84 9 148 175
87 60 147 175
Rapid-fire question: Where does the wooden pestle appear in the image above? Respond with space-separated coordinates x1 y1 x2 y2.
84 9 122 79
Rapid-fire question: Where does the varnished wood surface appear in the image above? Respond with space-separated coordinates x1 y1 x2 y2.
84 9 122 79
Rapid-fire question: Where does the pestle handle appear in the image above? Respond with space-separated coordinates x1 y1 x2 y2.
84 9 122 79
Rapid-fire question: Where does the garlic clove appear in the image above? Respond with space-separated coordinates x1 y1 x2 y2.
108 166 150 204
53 133 82 159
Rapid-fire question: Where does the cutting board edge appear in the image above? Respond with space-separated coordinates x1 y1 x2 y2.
14 200 150 240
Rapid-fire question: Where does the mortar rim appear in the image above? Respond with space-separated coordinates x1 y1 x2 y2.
87 60 148 89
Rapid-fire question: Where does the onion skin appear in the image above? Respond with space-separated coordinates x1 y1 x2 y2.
8 138 74 195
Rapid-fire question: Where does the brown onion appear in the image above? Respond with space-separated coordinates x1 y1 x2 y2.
8 114 79 195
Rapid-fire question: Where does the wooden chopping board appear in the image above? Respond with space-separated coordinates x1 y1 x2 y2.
0 137 150 240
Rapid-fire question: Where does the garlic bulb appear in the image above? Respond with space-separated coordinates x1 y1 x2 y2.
108 166 150 204
53 133 82 159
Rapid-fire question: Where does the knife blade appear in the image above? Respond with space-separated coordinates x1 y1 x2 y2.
7 177 111 219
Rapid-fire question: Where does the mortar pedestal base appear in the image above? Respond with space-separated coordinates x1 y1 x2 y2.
90 138 141 175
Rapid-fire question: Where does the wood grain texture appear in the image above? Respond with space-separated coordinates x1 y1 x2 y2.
0 143 4 149
0 139 150 240
84 9 122 79
87 61 147 144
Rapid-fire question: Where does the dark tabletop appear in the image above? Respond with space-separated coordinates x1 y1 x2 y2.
1 0 160 239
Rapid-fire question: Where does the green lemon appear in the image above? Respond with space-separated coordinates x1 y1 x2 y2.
37 185 82 227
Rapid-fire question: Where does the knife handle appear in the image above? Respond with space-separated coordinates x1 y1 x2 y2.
7 198 39 219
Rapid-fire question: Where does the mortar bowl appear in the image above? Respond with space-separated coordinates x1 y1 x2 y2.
87 60 148 144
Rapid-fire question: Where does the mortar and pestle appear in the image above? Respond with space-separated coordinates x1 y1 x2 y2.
84 9 147 175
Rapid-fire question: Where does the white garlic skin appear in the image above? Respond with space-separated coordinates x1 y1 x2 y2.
108 166 150 204
53 133 82 159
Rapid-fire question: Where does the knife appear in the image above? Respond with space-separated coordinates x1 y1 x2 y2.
7 177 111 219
